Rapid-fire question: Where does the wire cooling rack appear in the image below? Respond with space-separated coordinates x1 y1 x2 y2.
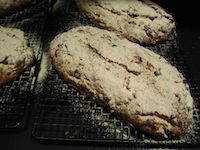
32 0 200 147
0 0 48 130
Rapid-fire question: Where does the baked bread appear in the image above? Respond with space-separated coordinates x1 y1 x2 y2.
0 0 36 17
0 26 34 86
75 0 175 45
50 26 193 139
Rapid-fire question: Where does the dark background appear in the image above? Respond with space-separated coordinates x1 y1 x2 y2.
153 0 200 26
1 1 200 149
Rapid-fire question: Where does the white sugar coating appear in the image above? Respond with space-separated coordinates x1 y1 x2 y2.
0 26 34 86
75 0 175 45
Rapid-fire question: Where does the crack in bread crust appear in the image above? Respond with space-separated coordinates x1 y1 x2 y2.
87 43 141 76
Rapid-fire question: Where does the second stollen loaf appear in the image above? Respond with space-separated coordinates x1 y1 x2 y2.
75 0 175 45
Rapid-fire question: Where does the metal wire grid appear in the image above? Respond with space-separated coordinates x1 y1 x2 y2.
32 0 200 147
0 1 48 130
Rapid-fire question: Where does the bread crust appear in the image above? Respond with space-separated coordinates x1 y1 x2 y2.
75 0 175 45
50 26 193 139
0 26 34 86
